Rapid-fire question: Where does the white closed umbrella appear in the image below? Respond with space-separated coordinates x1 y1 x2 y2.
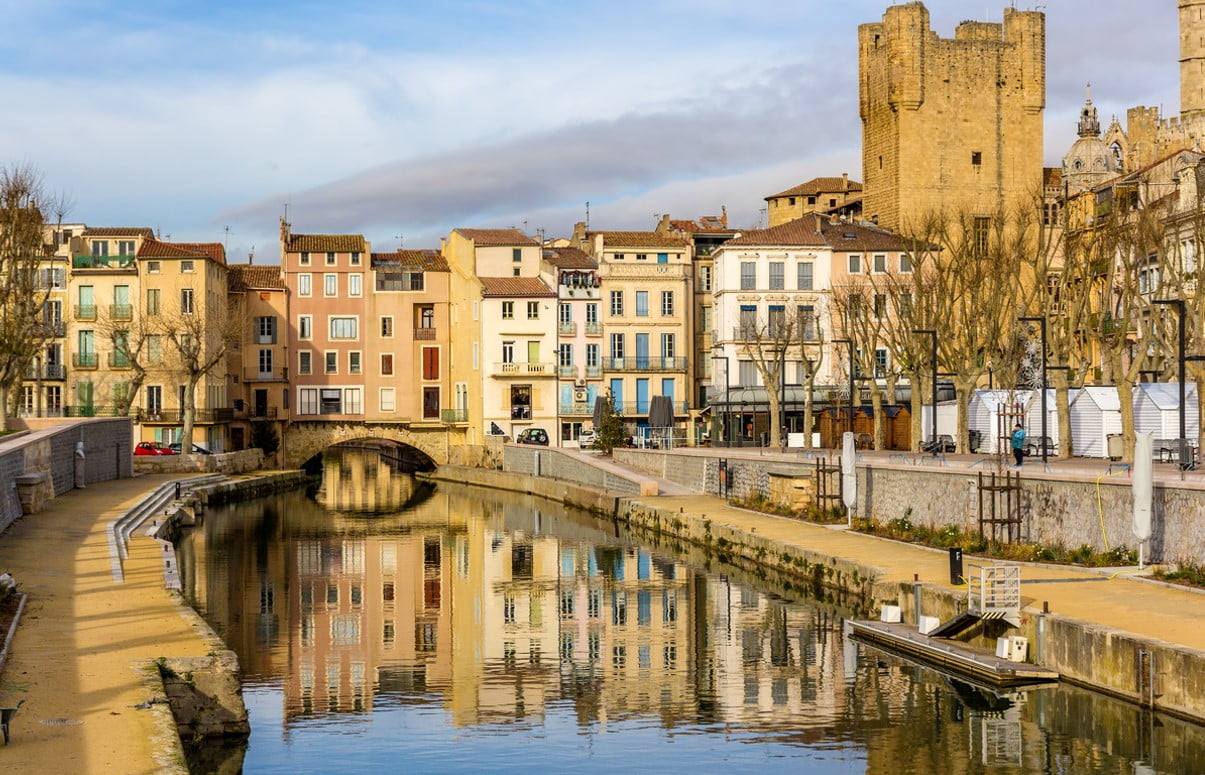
1133 432 1153 568
842 431 857 524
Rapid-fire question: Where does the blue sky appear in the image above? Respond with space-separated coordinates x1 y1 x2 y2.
0 0 1179 261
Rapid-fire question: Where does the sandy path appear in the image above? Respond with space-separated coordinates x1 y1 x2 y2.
0 474 215 774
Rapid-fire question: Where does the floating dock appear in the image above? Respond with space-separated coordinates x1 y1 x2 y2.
845 619 1059 687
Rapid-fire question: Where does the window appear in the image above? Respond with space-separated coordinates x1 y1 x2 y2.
769 262 784 290
559 303 571 323
181 288 194 314
299 350 312 375
348 351 362 374
847 294 863 321
586 343 599 367
609 290 624 316
973 217 991 257
258 348 273 374
343 388 362 415
768 306 785 337
324 274 337 296
256 316 277 344
527 300 539 319
422 348 439 380
797 305 816 340
351 251 361 266
900 253 913 273
298 273 312 296
636 253 647 261
738 359 757 386
348 273 362 297
610 333 625 360
298 387 318 414
848 254 862 274
320 388 341 414
875 348 889 377
118 240 135 256
300 251 310 266
660 333 675 360
380 316 393 337
423 387 439 418
299 315 312 339
146 288 160 315
502 341 515 364
329 317 358 340
897 291 913 317
147 261 161 274
512 248 522 263
472 342 479 370
325 352 338 374
146 385 162 414
635 291 649 317
380 388 395 412
147 335 163 364
798 262 813 290
419 306 434 329
788 197 796 206
873 293 887 319
739 305 757 338
326 251 336 265
381 353 394 375
971 151 982 166
661 291 674 316
612 253 625 261
740 262 756 290
559 343 572 367
502 301 515 320
873 254 887 273
586 303 598 323
699 265 712 291
513 267 521 276
181 260 194 273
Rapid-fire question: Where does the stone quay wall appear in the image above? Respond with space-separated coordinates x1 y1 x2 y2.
133 448 264 476
503 446 653 496
0 417 133 533
613 449 1205 563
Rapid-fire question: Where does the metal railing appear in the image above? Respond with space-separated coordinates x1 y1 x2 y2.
109 304 133 320
558 322 577 336
440 408 468 423
415 327 437 341
585 365 602 378
584 322 603 336
248 407 278 419
613 400 690 416
72 352 98 368
64 405 127 417
244 367 289 381
72 255 136 270
604 357 688 372
26 363 65 379
137 407 235 423
107 352 132 368
558 403 594 416
557 364 576 378
74 304 97 320
967 562 1022 624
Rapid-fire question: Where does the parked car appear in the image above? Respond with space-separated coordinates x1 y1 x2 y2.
515 428 549 446
578 429 597 448
169 442 212 455
134 441 177 456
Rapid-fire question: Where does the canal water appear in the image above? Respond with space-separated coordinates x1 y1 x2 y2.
175 450 1205 773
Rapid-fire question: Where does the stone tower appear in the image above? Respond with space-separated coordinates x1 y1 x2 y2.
858 2 1045 232
1062 85 1118 192
1181 0 1205 117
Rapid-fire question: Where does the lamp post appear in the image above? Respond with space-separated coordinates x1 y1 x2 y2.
913 329 938 452
1153 299 1186 466
1020 316 1049 463
833 338 856 439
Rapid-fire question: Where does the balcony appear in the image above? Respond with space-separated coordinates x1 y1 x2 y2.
38 320 65 337
614 400 691 416
415 327 437 341
248 407 278 420
558 364 576 379
244 367 289 382
584 322 603 336
26 363 65 380
509 405 532 420
601 263 686 279
107 352 132 369
585 365 602 378
73 352 98 369
72 255 136 270
604 357 688 372
139 408 234 423
74 304 97 321
64 405 128 418
440 408 468 423
558 321 577 336
493 362 555 377
558 402 594 416
109 304 133 320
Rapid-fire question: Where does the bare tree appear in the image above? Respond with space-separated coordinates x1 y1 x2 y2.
0 165 68 430
94 305 156 417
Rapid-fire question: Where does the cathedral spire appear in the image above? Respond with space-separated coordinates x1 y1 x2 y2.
1078 83 1101 138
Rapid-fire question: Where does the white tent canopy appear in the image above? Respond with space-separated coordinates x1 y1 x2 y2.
1133 383 1200 440
1069 386 1123 458
968 389 1066 454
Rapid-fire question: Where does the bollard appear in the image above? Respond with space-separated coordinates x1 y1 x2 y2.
175 481 181 500
948 547 963 585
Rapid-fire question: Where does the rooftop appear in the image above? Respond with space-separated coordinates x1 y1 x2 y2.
372 249 449 272
285 233 367 253
455 228 540 247
137 239 226 264
228 264 285 292
590 231 690 249
479 276 556 298
543 246 597 270
766 175 862 201
82 227 155 239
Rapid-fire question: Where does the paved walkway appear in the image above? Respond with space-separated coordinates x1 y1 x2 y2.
0 474 213 775
645 493 1205 652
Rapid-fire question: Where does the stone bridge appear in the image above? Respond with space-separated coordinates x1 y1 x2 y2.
283 421 453 469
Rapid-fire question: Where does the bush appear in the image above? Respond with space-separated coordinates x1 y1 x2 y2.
251 421 279 457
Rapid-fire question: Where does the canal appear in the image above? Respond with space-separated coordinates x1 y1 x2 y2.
175 450 1205 773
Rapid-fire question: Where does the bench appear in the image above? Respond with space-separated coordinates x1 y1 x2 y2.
1025 436 1055 457
1155 439 1198 468
922 434 955 454
1 699 23 744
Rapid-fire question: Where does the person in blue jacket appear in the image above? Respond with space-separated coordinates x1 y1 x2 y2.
1010 423 1026 467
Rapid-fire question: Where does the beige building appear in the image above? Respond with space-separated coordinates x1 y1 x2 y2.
18 222 81 418
227 264 289 452
763 175 862 228
858 3 1045 232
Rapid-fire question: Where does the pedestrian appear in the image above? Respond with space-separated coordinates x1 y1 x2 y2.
1011 422 1026 467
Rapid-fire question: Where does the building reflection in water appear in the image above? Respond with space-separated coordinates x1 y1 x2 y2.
175 449 1205 773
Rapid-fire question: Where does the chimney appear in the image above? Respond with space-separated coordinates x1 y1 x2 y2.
439 236 447 252
870 214 879 225
829 213 839 225
842 172 849 191
721 205 727 228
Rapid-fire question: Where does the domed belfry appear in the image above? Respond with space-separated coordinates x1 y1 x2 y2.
1062 85 1118 192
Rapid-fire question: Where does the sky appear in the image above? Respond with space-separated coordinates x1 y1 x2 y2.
0 0 1181 261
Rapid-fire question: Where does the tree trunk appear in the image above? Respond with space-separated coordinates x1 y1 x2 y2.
1054 373 1073 458
803 379 815 449
0 385 8 432
909 371 923 452
1117 378 1136 463
871 387 885 450
768 389 782 449
182 374 200 454
954 375 975 454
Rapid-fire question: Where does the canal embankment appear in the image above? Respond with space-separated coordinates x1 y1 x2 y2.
443 461 1205 725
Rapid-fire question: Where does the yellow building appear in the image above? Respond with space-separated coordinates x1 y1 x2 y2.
763 175 862 228
858 3 1045 232
17 222 80 418
227 264 289 452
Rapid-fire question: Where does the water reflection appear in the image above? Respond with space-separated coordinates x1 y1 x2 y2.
174 454 1205 774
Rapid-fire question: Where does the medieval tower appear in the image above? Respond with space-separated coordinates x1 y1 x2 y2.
857 2 1045 232
1181 0 1205 117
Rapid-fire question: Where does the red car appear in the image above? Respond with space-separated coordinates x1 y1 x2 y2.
134 441 177 456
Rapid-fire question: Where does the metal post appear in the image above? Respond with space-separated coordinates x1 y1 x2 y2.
913 329 937 451
834 338 854 439
1020 316 1049 463
1155 299 1187 468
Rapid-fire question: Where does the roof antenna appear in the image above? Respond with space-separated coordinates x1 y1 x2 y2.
224 225 230 249
585 201 590 228
395 234 404 250
249 244 255 265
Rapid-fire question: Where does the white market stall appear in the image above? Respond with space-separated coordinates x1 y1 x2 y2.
1133 382 1200 441
1069 386 1123 458
968 389 1066 454
919 400 958 447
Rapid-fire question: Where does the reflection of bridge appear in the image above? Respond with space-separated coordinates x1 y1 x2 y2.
283 421 451 469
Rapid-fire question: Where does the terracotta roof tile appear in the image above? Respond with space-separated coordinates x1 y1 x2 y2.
371 249 449 272
137 238 226 264
818 220 909 252
228 264 285 292
479 277 556 297
766 176 862 200
543 246 596 270
455 228 539 247
82 227 155 238
286 234 367 252
590 231 690 249
721 218 828 247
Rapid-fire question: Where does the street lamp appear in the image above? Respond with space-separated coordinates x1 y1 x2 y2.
1153 299 1186 466
833 338 856 439
913 329 938 452
1020 316 1049 464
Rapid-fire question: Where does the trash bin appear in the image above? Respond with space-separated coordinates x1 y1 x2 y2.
968 429 982 453
1107 433 1124 461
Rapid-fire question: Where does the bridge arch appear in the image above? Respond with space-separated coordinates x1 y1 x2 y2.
283 421 449 470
